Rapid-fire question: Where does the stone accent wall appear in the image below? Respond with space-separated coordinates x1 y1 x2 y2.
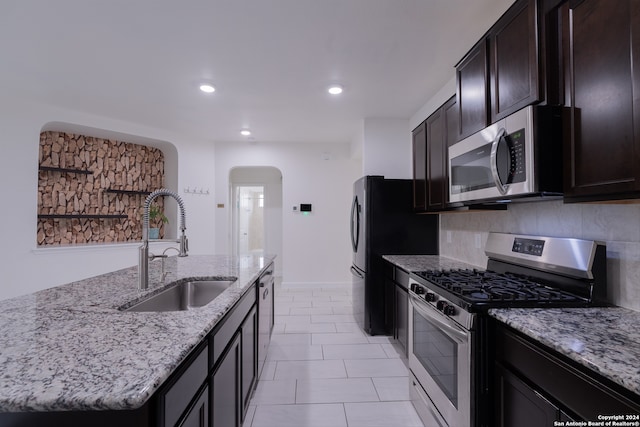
37 131 165 245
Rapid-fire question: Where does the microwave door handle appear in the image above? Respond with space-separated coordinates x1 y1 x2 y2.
410 295 468 344
490 128 509 195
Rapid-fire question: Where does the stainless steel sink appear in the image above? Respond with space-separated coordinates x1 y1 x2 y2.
124 279 236 312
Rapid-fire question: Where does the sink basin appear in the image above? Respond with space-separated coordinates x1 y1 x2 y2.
125 279 237 312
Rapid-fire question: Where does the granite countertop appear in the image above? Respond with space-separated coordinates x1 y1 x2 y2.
0 253 275 413
382 254 480 273
490 307 640 396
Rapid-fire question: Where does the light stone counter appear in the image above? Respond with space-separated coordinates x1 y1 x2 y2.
0 254 275 412
490 307 640 397
382 254 480 273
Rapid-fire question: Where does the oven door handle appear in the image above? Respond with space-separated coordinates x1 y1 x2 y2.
410 294 468 344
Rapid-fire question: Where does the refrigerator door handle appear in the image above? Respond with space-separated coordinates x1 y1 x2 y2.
350 196 360 252
350 266 364 279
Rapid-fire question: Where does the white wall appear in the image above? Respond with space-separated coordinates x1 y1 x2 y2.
214 141 361 287
358 118 412 179
0 99 217 301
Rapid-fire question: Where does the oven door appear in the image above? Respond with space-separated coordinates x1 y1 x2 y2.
408 293 471 427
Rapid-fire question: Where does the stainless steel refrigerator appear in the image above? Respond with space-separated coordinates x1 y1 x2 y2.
350 175 439 335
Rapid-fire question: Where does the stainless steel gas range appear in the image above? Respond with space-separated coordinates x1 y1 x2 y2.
407 232 607 427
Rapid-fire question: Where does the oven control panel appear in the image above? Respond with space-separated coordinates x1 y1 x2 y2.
512 237 545 256
410 282 456 317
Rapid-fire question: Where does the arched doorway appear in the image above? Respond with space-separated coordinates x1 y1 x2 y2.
229 167 283 268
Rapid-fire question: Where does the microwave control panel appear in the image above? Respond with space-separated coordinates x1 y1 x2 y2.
507 128 526 183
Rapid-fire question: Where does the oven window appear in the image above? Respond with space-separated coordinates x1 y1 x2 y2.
450 141 494 195
413 310 458 407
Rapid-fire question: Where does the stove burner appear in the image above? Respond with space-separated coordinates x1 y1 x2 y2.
414 269 584 304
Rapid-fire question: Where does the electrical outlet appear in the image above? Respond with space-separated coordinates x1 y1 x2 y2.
475 233 482 249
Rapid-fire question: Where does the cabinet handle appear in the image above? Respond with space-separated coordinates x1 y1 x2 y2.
263 288 269 299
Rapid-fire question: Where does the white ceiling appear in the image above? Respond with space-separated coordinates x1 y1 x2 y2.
0 0 514 144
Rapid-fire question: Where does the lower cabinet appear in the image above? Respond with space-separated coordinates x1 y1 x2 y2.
241 306 257 420
180 386 209 427
384 262 409 357
493 322 640 423
212 333 241 427
494 363 560 427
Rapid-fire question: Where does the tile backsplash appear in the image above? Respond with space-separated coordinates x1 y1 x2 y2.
439 200 640 312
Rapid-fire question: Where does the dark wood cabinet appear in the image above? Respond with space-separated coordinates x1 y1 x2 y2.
241 306 257 420
456 40 489 140
489 0 541 122
212 333 241 427
561 0 640 201
494 363 559 427
180 386 209 427
412 122 427 211
413 96 458 212
456 0 542 139
493 322 640 423
426 108 445 211
384 262 409 357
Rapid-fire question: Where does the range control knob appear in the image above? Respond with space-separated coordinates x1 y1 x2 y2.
443 305 456 316
414 286 425 295
425 293 436 302
436 300 447 311
409 283 418 293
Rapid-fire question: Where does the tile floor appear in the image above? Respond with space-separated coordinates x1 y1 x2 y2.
243 281 425 427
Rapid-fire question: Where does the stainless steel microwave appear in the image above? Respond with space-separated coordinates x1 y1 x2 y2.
448 105 564 204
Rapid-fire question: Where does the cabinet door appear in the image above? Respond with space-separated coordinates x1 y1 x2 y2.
212 334 241 427
456 40 489 139
241 306 257 420
494 363 559 427
179 386 209 427
563 0 640 200
412 122 427 211
394 284 408 356
489 0 540 122
426 108 446 211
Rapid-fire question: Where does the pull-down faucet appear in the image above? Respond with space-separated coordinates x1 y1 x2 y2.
139 189 188 290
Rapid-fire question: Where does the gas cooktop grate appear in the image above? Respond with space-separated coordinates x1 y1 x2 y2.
413 269 585 304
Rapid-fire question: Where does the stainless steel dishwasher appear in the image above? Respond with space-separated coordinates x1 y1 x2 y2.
257 262 274 378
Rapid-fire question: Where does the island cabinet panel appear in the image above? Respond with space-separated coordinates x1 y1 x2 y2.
241 305 258 419
493 322 640 423
179 386 209 427
211 333 241 427
160 342 209 427
561 0 640 201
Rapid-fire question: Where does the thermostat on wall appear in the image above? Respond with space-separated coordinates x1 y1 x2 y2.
300 204 312 212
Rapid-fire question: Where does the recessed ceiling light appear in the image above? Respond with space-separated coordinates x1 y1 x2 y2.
328 85 343 95
199 84 216 93
241 129 251 136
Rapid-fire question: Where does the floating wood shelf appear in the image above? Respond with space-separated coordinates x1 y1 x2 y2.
37 214 128 219
38 166 93 175
104 189 152 196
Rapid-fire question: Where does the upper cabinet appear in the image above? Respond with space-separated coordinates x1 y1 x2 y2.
413 96 458 213
456 0 542 140
561 0 640 201
489 0 541 122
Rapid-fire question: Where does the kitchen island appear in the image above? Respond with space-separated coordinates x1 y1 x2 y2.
0 253 274 424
